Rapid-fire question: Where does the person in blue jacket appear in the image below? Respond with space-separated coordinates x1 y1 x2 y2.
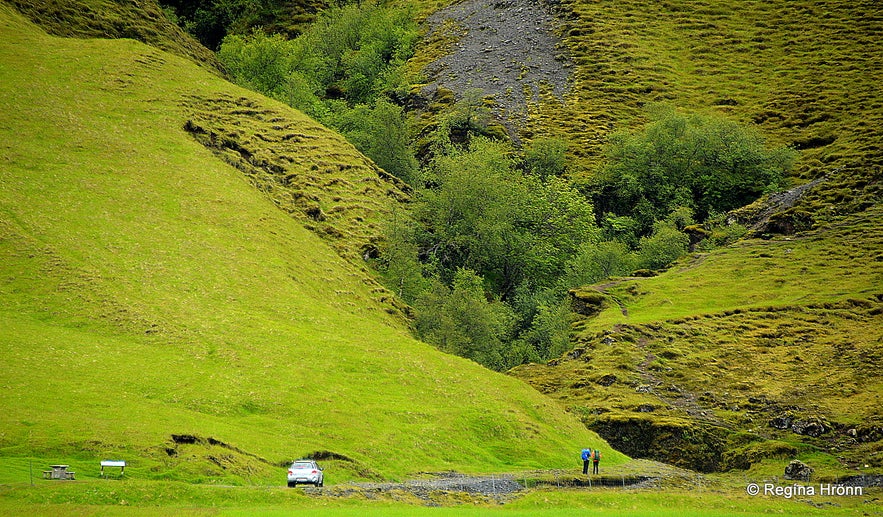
581 448 591 475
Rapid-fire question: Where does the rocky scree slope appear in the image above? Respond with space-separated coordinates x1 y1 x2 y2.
421 0 573 121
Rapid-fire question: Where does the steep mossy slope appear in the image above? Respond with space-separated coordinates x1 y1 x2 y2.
512 206 883 472
531 0 881 227
0 4 619 483
492 0 883 473
7 0 224 74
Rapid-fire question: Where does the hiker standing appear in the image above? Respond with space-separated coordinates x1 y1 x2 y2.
592 449 601 474
581 448 591 475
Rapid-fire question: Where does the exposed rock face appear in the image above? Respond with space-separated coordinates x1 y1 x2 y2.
588 416 727 473
770 415 793 430
784 460 814 481
568 288 607 316
596 374 617 387
791 418 828 437
769 415 828 437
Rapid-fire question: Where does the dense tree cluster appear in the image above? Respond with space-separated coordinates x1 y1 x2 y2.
198 2 794 370
217 3 420 183
161 0 274 50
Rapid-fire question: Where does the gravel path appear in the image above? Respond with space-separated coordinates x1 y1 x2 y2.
423 0 573 120
384 472 523 495
299 461 704 503
313 472 524 503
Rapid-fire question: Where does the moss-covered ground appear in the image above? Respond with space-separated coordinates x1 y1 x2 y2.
1 0 882 512
511 207 883 471
0 1 609 489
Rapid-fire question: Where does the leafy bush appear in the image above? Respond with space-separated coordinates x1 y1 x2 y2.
414 269 516 371
378 212 428 302
517 301 574 363
415 137 526 296
521 176 600 289
561 240 635 289
415 138 598 299
594 104 796 237
161 0 261 50
218 30 294 99
219 3 417 106
524 137 568 180
636 221 691 270
218 3 419 182
328 98 418 184
377 137 603 369
295 3 418 105
430 88 495 153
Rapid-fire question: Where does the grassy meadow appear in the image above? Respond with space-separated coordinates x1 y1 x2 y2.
0 1 613 494
585 207 883 330
0 477 878 516
1 0 882 513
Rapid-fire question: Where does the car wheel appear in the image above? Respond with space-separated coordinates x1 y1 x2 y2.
287 481 296 488
317 480 323 487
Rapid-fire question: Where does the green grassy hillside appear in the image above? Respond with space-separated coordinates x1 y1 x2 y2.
501 0 883 474
513 208 883 470
0 3 619 485
527 0 882 222
7 0 224 74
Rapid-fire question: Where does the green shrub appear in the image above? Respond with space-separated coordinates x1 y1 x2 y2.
518 300 574 362
414 269 516 370
524 137 568 180
636 221 690 270
328 98 418 184
218 3 418 108
415 138 598 297
593 104 797 237
561 240 635 289
298 3 418 105
162 0 261 50
218 30 294 99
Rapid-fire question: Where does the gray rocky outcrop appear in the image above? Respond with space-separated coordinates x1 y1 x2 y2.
783 460 814 481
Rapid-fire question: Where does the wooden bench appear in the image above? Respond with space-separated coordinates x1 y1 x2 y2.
100 460 126 478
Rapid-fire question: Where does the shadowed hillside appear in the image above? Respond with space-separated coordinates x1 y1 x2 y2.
7 0 224 74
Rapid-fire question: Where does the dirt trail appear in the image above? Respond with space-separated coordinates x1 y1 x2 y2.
634 337 730 429
423 0 572 120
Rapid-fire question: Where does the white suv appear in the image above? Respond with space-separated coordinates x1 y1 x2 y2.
287 459 324 487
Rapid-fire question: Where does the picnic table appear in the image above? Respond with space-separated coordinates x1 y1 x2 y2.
42 465 75 480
